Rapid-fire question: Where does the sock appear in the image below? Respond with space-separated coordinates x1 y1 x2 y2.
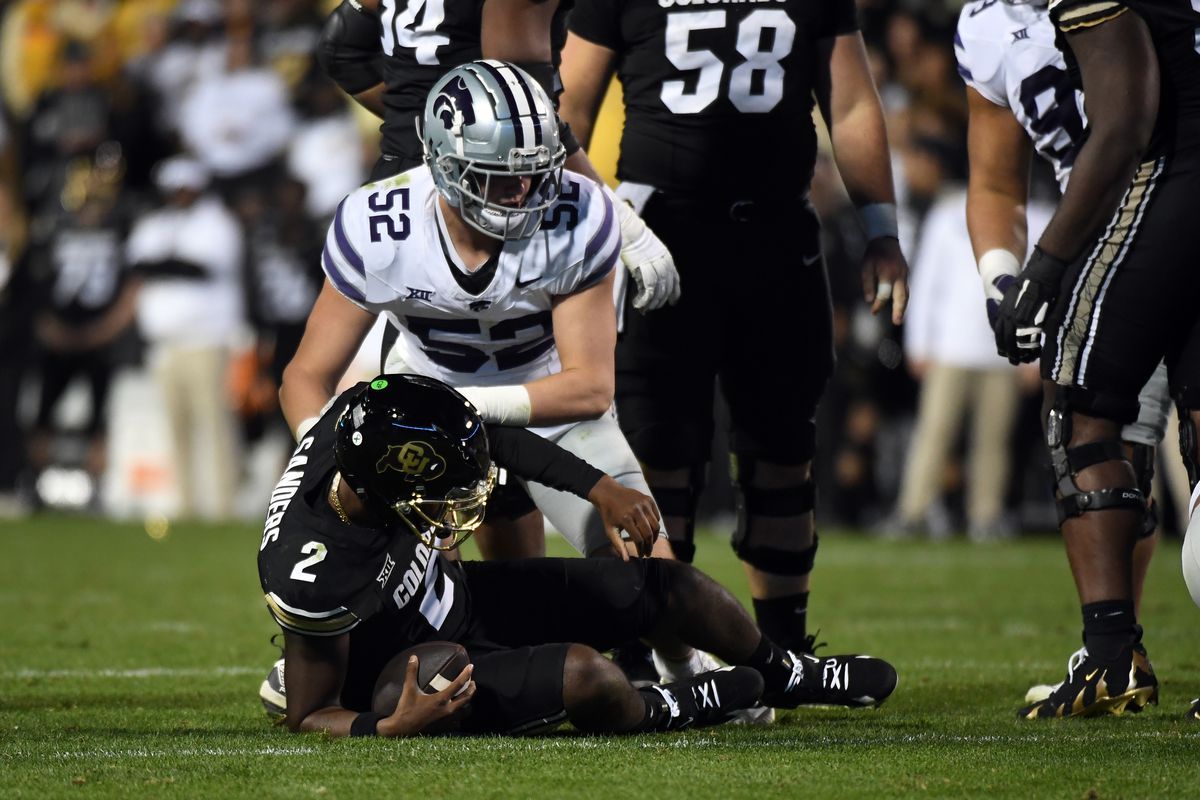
1081 599 1137 662
743 634 796 698
634 687 671 731
752 592 809 652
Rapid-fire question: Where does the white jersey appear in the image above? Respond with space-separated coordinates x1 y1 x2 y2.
955 0 1086 188
321 166 621 387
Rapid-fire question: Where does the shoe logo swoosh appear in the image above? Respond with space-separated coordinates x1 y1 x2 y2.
802 253 821 266
1085 669 1099 681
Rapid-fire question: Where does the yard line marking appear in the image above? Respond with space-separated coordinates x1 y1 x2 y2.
3 666 262 679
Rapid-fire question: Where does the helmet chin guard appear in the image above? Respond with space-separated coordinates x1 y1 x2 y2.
420 60 566 241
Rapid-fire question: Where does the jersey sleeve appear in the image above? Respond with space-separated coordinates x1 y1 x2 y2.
817 0 860 39
567 0 624 49
545 178 620 296
320 184 401 310
488 425 604 498
955 4 1010 107
1048 0 1128 32
263 591 360 637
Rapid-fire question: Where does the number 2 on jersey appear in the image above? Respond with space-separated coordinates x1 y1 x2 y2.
661 9 796 114
290 541 328 583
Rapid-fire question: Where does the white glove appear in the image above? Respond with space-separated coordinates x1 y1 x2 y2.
613 198 681 311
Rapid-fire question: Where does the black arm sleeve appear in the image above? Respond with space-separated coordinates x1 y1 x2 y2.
128 258 209 280
488 425 604 499
318 0 385 96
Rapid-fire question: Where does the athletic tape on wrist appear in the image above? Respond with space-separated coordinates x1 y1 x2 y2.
858 202 898 241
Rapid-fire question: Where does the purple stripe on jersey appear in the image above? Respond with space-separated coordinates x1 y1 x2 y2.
322 243 366 304
475 60 525 148
957 63 973 81
954 31 963 48
584 191 616 262
575 241 619 293
333 199 365 276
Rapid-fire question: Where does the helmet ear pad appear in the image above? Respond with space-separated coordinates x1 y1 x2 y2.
333 374 493 546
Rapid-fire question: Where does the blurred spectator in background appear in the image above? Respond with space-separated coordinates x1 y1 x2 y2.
26 149 138 498
125 155 245 519
177 25 295 196
286 69 367 219
891 136 1052 541
0 181 32 516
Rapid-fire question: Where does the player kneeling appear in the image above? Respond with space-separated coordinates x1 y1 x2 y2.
257 375 897 736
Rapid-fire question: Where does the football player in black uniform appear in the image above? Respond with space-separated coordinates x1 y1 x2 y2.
257 374 898 736
557 0 907 664
986 0 1200 718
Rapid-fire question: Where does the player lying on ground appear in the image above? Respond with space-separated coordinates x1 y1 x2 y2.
257 374 898 736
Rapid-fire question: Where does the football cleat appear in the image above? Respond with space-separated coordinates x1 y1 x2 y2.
649 666 764 731
652 650 775 725
1018 643 1158 719
763 651 898 709
1024 646 1088 706
260 658 287 720
1187 698 1200 721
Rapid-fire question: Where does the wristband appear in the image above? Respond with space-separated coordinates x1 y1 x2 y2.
350 711 386 737
858 203 899 241
978 248 1021 299
295 416 321 441
457 385 532 426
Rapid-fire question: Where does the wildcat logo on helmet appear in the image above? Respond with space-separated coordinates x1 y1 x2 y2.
433 76 476 136
376 441 447 481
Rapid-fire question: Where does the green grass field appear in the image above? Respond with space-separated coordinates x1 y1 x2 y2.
2 516 1198 799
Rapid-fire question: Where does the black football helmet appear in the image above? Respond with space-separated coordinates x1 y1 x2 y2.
334 374 495 549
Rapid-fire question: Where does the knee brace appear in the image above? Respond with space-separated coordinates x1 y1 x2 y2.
1176 398 1199 490
650 464 706 564
1127 442 1158 539
729 455 818 575
1046 396 1145 525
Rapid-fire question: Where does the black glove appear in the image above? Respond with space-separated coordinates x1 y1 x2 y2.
992 246 1068 365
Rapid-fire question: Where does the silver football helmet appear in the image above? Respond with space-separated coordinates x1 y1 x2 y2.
420 60 566 241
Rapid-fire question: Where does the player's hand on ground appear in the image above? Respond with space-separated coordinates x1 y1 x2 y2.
614 200 681 312
992 247 1067 365
378 656 475 737
860 237 908 324
587 475 661 560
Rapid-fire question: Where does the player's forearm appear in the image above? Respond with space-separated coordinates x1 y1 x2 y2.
290 706 359 736
524 368 613 424
966 185 1028 263
1034 129 1145 262
829 102 896 210
565 149 604 185
279 363 339 439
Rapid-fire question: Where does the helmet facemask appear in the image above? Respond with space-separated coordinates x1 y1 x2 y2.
394 463 498 550
431 143 565 241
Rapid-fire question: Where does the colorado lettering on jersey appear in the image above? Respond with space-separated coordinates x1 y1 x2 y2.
260 436 315 551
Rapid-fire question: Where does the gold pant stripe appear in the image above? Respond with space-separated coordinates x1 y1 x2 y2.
1052 157 1164 386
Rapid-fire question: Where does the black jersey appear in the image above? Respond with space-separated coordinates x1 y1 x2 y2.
258 387 473 645
31 212 128 325
257 383 606 645
377 0 576 158
378 0 485 157
1049 0 1200 156
569 0 858 196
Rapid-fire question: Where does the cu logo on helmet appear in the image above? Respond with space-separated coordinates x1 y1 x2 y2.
433 76 476 134
376 441 447 481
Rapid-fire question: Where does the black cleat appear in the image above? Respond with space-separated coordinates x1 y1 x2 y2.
1018 643 1158 719
648 666 764 731
763 651 898 709
259 658 286 720
1187 698 1200 721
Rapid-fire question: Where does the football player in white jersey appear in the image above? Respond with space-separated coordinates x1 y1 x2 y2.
281 59 670 562
956 0 1172 710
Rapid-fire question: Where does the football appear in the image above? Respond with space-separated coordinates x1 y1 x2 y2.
371 641 472 731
